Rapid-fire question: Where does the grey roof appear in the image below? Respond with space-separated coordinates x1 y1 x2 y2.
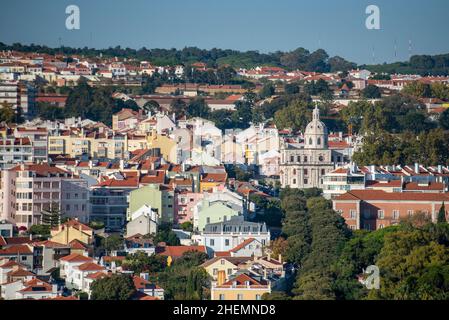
203 216 268 234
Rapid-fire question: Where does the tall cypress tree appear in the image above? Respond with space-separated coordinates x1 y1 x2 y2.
437 202 447 223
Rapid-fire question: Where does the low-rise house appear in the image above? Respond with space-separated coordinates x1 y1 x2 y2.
59 253 93 278
126 205 159 238
214 238 264 258
51 219 94 246
124 234 156 256
2 278 59 300
157 245 207 266
0 259 33 284
67 262 106 291
199 216 270 255
201 256 253 282
211 272 270 300
31 240 71 276
133 274 164 300
0 244 34 269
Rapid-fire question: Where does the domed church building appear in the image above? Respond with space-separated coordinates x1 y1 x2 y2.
280 105 336 189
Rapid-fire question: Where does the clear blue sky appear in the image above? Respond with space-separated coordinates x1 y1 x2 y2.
1 0 448 64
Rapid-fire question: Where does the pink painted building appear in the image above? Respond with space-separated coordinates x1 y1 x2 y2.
175 192 204 224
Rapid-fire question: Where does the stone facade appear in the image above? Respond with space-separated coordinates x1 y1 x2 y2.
280 106 335 189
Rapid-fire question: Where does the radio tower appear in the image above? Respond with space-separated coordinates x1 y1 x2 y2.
408 40 413 59
394 39 398 59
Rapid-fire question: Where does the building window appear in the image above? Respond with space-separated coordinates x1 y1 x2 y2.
317 138 321 145
303 178 308 185
293 169 297 175
290 156 294 162
407 210 414 217
378 210 385 219
304 169 308 175
321 169 325 175
225 239 229 246
350 210 357 219
292 179 296 185
210 239 215 246
213 268 218 275
309 138 312 145
219 294 225 300
393 210 400 220
379 224 385 229
237 294 243 300
304 156 308 163
297 156 301 162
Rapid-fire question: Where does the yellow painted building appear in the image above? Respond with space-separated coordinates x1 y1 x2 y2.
48 133 128 159
199 173 227 192
147 131 177 163
211 272 270 300
201 257 251 282
51 220 94 246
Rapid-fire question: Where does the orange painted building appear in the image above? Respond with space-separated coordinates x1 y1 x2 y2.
333 190 449 231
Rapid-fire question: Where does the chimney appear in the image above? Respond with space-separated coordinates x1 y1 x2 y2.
414 163 419 174
278 254 282 264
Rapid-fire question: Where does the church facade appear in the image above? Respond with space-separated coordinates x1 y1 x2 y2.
280 106 336 189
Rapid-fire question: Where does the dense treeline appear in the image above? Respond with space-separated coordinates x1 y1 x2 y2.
265 189 449 300
363 53 449 76
0 42 355 72
37 78 140 126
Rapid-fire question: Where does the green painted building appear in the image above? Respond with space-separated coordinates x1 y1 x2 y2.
128 184 175 223
195 200 241 232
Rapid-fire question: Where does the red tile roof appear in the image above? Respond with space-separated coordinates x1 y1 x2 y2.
230 238 256 253
69 239 88 250
219 273 268 288
158 245 207 258
328 141 350 149
202 173 227 183
85 271 108 280
4 237 33 245
32 240 68 248
77 262 105 271
0 245 33 255
335 190 449 202
8 268 35 277
102 256 126 263
19 278 52 293
132 276 162 290
59 253 93 263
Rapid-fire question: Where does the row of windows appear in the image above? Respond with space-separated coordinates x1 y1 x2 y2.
218 294 262 300
344 209 419 220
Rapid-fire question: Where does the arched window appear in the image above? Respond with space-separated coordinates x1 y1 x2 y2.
309 138 312 145
293 169 297 175
317 137 321 145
